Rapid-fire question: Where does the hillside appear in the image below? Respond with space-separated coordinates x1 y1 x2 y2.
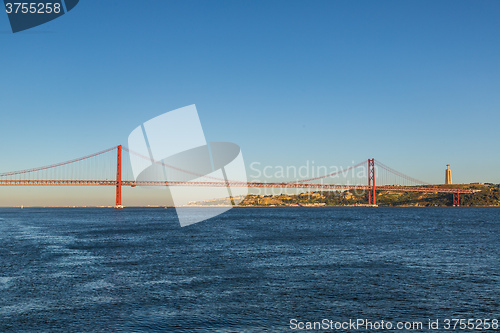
235 184 500 207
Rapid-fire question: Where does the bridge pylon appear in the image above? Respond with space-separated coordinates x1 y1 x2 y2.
115 145 123 209
368 158 376 205
453 191 460 206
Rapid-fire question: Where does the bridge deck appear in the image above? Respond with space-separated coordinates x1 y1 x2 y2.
0 180 478 194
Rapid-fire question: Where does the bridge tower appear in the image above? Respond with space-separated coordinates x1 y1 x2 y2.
368 158 376 205
115 145 123 209
453 191 460 206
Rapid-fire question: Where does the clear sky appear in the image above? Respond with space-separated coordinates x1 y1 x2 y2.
1 0 499 206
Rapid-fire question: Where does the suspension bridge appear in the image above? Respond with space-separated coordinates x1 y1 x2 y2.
0 145 477 207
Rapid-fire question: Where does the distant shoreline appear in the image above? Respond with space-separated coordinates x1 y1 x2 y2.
2 205 500 208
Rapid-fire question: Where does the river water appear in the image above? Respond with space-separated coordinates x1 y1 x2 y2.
0 207 498 332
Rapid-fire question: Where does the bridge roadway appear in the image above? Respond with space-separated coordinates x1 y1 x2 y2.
0 180 478 194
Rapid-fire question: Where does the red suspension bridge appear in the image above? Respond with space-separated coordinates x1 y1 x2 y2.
0 145 477 207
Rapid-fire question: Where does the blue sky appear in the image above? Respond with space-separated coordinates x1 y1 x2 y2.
1 1 499 205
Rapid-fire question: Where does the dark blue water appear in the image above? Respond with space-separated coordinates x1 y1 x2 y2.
0 207 498 332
